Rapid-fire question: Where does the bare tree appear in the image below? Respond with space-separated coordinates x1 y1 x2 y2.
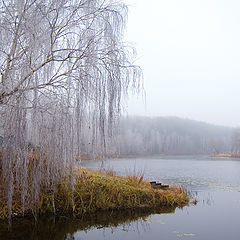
231 128 240 153
117 116 232 156
0 0 142 218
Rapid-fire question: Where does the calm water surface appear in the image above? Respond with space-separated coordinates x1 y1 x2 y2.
2 156 240 240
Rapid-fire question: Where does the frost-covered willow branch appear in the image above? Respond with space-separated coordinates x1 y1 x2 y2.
0 0 142 218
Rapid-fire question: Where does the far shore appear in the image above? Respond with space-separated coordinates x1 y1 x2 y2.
211 153 240 158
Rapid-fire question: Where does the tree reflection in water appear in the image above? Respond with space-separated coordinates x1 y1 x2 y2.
0 207 177 240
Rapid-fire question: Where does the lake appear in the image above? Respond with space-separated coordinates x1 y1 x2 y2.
1 156 240 240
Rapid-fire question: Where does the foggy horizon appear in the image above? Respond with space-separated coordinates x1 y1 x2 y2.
122 113 235 128
1 1 240 238
124 0 240 128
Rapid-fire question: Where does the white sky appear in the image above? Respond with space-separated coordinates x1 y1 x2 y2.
124 0 240 127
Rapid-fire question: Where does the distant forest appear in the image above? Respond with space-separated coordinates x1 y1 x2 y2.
0 116 235 156
116 116 234 156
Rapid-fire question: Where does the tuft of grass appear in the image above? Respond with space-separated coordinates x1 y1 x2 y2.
0 166 189 220
191 199 198 205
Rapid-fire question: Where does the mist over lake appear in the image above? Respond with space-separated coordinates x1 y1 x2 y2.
1 0 240 239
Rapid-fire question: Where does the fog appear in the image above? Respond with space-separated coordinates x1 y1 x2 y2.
117 116 233 156
124 0 240 127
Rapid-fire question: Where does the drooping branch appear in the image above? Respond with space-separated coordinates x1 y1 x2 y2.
0 0 142 219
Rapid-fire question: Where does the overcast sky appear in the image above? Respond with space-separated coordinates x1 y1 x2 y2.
124 0 240 127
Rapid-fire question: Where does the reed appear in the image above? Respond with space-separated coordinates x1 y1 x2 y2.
0 165 189 220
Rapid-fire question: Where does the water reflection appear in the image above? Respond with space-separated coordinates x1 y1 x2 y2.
2 156 240 240
0 207 177 240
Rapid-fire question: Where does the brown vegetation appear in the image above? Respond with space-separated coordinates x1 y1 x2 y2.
211 153 240 158
0 150 189 220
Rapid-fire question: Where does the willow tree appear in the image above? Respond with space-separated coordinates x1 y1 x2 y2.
0 0 141 218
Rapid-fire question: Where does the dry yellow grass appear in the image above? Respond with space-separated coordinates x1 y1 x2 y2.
211 153 240 158
0 163 189 220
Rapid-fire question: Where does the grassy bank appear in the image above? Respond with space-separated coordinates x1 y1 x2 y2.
211 153 240 158
0 167 189 220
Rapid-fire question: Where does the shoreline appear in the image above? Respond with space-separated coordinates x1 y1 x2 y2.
0 168 189 221
210 153 240 158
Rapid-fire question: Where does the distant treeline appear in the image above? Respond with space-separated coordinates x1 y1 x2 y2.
116 116 233 155
0 116 234 157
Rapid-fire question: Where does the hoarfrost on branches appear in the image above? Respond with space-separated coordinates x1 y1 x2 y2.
0 0 141 218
